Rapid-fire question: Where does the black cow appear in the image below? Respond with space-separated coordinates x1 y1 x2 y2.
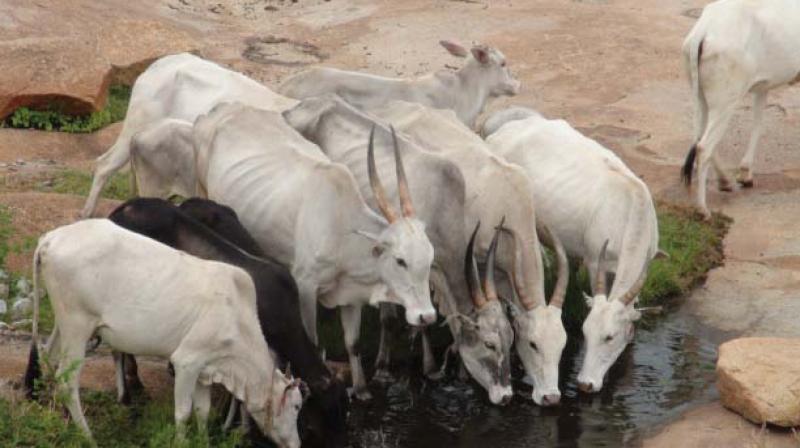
108 197 349 448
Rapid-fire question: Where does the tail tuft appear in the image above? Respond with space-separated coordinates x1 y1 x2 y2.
681 144 698 186
23 342 40 400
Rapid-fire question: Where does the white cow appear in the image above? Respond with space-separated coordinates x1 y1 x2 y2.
284 95 514 405
366 101 569 407
681 0 800 218
129 118 195 200
278 40 520 128
483 106 661 393
81 53 298 218
26 220 303 447
193 102 436 400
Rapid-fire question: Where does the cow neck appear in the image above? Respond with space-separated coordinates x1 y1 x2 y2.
454 61 491 127
607 188 653 304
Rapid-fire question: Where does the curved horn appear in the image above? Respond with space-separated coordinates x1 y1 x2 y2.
465 222 487 309
390 126 415 218
500 223 538 310
594 240 610 296
542 225 569 308
618 262 650 305
367 125 397 222
483 220 503 301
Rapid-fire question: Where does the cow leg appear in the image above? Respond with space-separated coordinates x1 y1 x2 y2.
712 153 734 192
124 354 146 394
113 351 130 404
695 103 737 219
57 329 92 437
373 303 398 383
192 381 211 436
422 330 441 380
737 90 767 188
223 396 239 431
172 364 201 442
296 279 319 345
341 304 371 401
82 142 131 218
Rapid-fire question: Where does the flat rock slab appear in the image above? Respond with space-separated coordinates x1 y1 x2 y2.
641 401 799 448
717 337 800 427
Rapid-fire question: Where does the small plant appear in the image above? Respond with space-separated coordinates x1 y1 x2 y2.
2 85 131 134
44 169 133 201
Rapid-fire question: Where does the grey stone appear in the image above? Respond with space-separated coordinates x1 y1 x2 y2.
11 297 32 318
15 278 31 296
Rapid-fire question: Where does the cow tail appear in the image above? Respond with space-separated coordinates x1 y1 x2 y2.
23 240 45 399
682 26 706 187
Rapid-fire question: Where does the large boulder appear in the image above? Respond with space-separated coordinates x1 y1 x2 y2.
0 1 198 118
717 337 800 427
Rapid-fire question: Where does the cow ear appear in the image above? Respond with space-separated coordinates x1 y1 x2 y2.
439 40 468 58
471 45 490 64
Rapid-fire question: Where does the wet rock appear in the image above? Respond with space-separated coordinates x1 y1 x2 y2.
11 297 32 319
717 337 800 427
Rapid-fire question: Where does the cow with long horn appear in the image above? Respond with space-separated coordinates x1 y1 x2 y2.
576 243 650 393
360 100 567 407
193 102 436 401
283 95 516 406
457 222 514 405
502 223 569 406
482 106 662 394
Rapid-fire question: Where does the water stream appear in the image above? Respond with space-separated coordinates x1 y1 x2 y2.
345 303 723 447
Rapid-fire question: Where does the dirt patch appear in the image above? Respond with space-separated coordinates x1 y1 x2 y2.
242 35 327 66
0 192 121 273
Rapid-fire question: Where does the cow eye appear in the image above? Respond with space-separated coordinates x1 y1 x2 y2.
396 258 407 268
529 341 538 351
501 61 507 67
604 335 614 343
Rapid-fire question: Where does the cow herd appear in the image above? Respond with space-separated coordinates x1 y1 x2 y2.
21 0 800 446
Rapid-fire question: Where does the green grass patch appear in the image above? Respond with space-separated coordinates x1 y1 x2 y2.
44 169 133 201
1 85 131 133
555 203 730 329
1 391 243 447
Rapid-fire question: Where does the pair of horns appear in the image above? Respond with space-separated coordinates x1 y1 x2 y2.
464 220 501 309
367 125 415 222
594 240 649 305
503 223 568 310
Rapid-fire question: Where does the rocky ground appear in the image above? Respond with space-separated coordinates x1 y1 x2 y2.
1 0 800 446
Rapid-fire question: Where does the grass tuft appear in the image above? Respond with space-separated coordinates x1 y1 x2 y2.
46 169 133 201
1 85 131 133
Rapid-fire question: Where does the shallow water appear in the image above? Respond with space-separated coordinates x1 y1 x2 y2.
345 304 723 448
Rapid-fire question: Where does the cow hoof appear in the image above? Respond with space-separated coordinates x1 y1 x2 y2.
372 368 394 384
426 370 445 381
349 387 373 401
718 179 734 192
738 179 754 188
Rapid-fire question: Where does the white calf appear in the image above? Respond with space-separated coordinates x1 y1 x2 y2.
681 0 800 217
28 220 303 447
278 40 520 128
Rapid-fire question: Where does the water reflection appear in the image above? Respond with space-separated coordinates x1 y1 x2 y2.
347 306 720 448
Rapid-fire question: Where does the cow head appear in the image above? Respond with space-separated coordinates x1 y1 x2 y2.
503 225 568 407
577 242 647 393
251 369 307 448
299 376 349 448
362 126 437 327
440 40 521 97
454 221 514 405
